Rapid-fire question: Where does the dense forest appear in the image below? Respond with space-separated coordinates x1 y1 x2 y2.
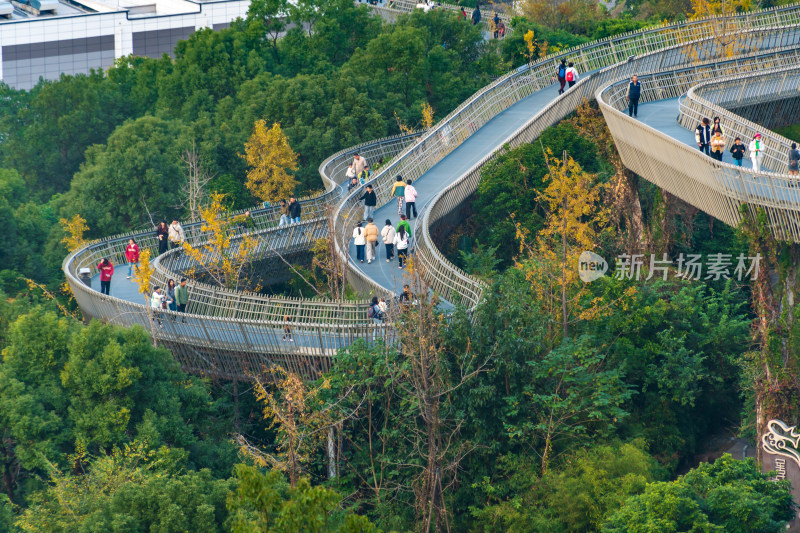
1 0 799 529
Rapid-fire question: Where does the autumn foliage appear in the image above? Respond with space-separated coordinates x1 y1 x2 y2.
242 120 299 203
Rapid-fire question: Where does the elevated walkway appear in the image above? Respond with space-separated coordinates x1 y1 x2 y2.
64 2 800 379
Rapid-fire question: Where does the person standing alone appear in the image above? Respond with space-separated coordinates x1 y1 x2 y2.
97 258 114 296
628 75 641 118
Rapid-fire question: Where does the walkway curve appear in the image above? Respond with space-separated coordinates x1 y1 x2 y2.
64 2 800 379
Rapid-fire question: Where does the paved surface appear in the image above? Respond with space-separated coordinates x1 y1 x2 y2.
347 79 563 299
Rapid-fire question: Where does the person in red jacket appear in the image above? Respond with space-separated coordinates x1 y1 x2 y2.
97 258 114 295
125 238 140 279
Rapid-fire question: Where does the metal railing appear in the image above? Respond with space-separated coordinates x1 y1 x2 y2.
598 51 800 243
64 2 800 379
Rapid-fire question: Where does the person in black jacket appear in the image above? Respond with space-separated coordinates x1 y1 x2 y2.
288 197 302 223
695 118 711 155
729 137 745 166
628 75 641 117
156 220 169 255
359 185 377 221
471 5 480 25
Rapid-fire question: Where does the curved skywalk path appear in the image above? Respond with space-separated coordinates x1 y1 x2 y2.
64 3 800 379
345 80 561 299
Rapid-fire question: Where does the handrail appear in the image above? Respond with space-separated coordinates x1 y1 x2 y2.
62 1 800 379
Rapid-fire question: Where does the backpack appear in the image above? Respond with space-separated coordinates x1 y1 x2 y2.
566 70 574 82
367 304 379 319
558 64 566 78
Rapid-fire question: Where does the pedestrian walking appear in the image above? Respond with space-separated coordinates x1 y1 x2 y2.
493 12 500 38
405 179 418 219
353 222 366 263
367 296 384 323
730 137 745 166
471 5 480 24
125 238 140 279
289 197 302 223
359 185 377 221
345 162 356 183
358 165 371 185
166 279 177 312
347 177 360 194
150 287 165 327
565 62 579 88
352 153 368 177
695 118 711 155
279 199 290 227
399 284 415 308
628 75 641 118
789 143 800 176
365 218 379 264
497 20 506 38
283 315 293 342
710 128 725 162
382 219 396 262
555 59 567 95
156 220 169 255
713 116 724 137
238 210 255 232
393 225 410 269
168 219 185 250
460 6 467 18
396 214 411 236
390 176 405 215
749 133 764 172
176 278 189 318
97 258 114 295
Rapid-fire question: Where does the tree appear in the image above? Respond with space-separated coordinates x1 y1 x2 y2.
247 0 292 64
180 142 214 222
180 193 260 291
519 150 610 339
59 214 88 253
58 115 189 235
227 465 376 533
603 455 793 532
242 120 299 203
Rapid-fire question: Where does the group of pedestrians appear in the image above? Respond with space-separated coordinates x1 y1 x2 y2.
694 118 778 172
155 219 186 255
278 197 302 226
150 278 189 327
352 217 411 268
555 59 580 95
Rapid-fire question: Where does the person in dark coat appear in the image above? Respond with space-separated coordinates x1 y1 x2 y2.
288 197 302 223
729 137 745 166
156 221 169 255
359 185 377 221
556 59 567 95
628 75 641 118
695 118 711 155
471 5 481 25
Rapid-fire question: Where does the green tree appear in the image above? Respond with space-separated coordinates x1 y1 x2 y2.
227 465 376 533
603 455 794 533
58 115 189 234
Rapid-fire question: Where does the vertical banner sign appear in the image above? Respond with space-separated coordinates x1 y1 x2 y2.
762 419 800 531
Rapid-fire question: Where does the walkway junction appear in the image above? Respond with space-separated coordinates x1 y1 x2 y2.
64 2 800 379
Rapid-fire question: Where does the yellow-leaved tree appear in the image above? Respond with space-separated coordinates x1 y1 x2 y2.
181 192 259 291
517 151 615 339
242 120 299 203
60 214 89 252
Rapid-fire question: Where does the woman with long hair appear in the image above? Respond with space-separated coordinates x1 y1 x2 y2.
125 238 140 279
393 225 410 269
166 279 177 312
97 257 114 295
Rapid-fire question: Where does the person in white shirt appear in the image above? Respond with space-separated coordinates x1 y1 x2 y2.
352 222 366 263
565 62 579 88
345 163 356 183
749 133 764 172
381 219 396 263
150 287 166 327
393 225 410 269
168 219 185 249
404 179 418 219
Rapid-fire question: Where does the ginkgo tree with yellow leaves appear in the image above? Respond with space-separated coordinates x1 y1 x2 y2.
181 192 260 291
517 150 617 339
242 120 299 203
